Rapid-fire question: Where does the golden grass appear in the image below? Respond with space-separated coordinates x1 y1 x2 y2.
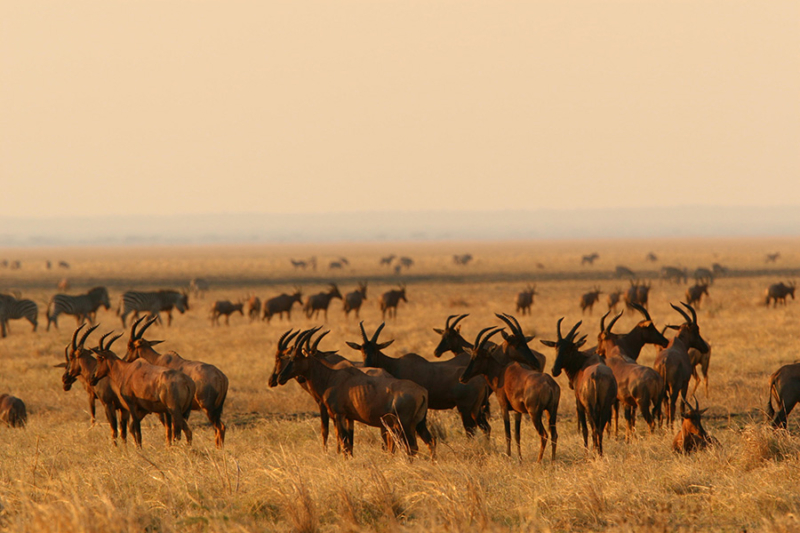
1 237 800 531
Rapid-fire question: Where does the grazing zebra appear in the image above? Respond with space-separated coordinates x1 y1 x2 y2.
0 295 38 338
46 286 111 331
118 290 189 327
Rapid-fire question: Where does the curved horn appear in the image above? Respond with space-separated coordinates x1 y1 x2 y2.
477 327 503 352
503 313 525 336
292 329 315 358
607 311 623 333
670 303 691 324
445 314 456 329
138 316 159 339
629 302 652 321
282 329 301 351
130 315 147 341
452 314 469 328
564 321 582 341
473 326 499 351
495 313 523 338
556 317 564 341
359 321 368 343
693 395 700 412
71 323 86 351
277 329 295 350
681 302 698 324
106 333 124 351
98 331 113 351
311 330 330 353
301 326 323 350
372 322 385 343
78 324 100 349
600 311 609 333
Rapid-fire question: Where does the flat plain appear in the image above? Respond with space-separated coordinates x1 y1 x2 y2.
1 237 800 532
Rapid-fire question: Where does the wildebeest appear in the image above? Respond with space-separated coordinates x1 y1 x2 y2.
614 265 636 279
672 397 718 453
210 300 244 326
654 303 710 427
516 284 537 316
453 254 473 266
661 266 688 284
343 282 368 319
47 287 111 331
0 294 38 338
685 283 709 308
581 253 599 265
0 394 27 428
189 278 209 299
580 288 602 314
541 319 617 455
279 328 436 457
263 288 303 322
767 361 800 428
118 290 189 327
765 282 795 307
460 326 560 462
607 289 623 313
304 284 343 321
694 268 714 285
379 285 407 320
765 252 781 263
124 316 229 448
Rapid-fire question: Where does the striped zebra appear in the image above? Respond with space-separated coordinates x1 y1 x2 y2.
46 286 111 331
118 290 190 327
0 295 38 338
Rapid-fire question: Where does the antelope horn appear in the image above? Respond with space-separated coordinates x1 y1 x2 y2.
277 329 295 350
130 315 147 340
311 330 330 353
670 303 692 324
495 313 522 338
138 316 158 339
292 329 315 358
359 321 369 342
556 317 564 341
504 313 525 336
78 324 100 349
477 327 503 352
630 302 652 321
284 329 301 350
106 333 124 351
452 314 469 328
681 302 698 324
607 311 623 333
693 395 700 412
72 323 86 351
98 331 113 351
566 321 582 341
445 314 456 329
600 311 609 333
473 326 498 351
64 344 71 363
372 322 386 343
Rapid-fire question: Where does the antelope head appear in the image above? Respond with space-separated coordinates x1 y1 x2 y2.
347 322 394 367
459 327 504 383
432 314 469 357
268 329 301 388
89 331 124 386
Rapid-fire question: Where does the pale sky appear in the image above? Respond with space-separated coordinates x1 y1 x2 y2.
1 1 798 218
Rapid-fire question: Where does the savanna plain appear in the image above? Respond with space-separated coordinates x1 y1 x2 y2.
1 238 800 533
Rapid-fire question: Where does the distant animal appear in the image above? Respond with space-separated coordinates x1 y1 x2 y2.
0 394 27 428
767 361 800 429
398 257 414 269
117 290 189 327
765 282 795 307
58 261 70 269
189 278 209 299
47 286 111 331
766 252 781 263
263 288 303 322
210 300 244 326
343 282 368 319
624 280 650 310
672 397 718 454
57 278 70 292
0 260 6 268
329 261 344 270
688 347 712 398
645 252 658 262
304 284 343 320
661 266 688 284
581 253 599 265
607 290 623 313
685 283 709 308
0 295 38 338
10 261 21 270
380 254 396 266
379 285 407 320
712 263 728 276
694 268 714 285
614 265 636 279
45 260 52 270
453 254 473 266
290 259 307 270
246 296 261 322
579 288 602 314
536 263 545 270
516 284 537 315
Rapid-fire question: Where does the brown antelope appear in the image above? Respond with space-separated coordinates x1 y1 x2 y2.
624 280 650 310
349 322 492 438
379 285 407 320
581 252 599 265
686 283 709 308
304 284 342 320
278 329 436 457
654 303 710 428
607 290 622 313
767 361 800 428
765 282 795 307
673 397 718 453
57 324 129 444
604 303 669 362
460 327 560 462
263 288 303 322
596 310 668 437
453 253 473 266
58 278 70 292
688 347 711 397
124 316 229 448
542 319 617 455
246 296 261 322
516 284 537 316
0 394 27 428
91 329 196 447
343 282 368 319
210 300 244 326
580 288 602 314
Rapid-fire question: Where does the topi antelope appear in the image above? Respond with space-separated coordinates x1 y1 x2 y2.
645 252 658 262
290 259 307 270
624 280 650 310
672 397 718 453
210 300 244 326
460 326 560 462
767 361 800 429
765 282 795 307
685 283 709 309
580 287 602 314
379 285 407 320
0 394 26 428
542 319 617 455
343 282 368 319
263 288 303 322
453 253 473 266
607 290 622 313
516 284 537 316
304 284 342 321
278 329 436 457
654 303 710 427
125 316 229 448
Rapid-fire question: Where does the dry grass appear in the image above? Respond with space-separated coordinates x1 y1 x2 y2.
1 237 800 531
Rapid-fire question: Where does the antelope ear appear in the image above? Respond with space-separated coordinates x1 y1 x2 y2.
53 362 67 368
698 408 708 415
148 340 164 346
540 340 557 347
378 340 394 350
666 325 680 330
345 342 362 351
433 328 444 335
525 335 535 342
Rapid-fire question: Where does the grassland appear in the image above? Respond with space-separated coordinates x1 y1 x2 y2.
1 237 800 532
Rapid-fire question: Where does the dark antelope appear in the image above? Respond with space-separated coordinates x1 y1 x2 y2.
343 282 368 319
765 282 795 307
263 288 303 322
672 397 718 453
607 290 622 313
304 284 343 320
460 327 560 462
516 284 537 316
379 285 407 320
542 319 617 456
210 300 244 326
685 283 709 308
767 361 800 429
580 288 602 314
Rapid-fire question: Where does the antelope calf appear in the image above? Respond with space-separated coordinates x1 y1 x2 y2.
673 397 718 453
580 288 602 314
379 285 407 320
210 300 244 326
343 282 368 319
516 284 537 316
0 394 27 428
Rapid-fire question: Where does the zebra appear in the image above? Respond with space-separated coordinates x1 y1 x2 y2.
0 295 38 338
46 286 111 331
117 290 189 327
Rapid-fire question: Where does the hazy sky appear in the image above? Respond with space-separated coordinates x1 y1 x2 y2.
2 1 798 218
